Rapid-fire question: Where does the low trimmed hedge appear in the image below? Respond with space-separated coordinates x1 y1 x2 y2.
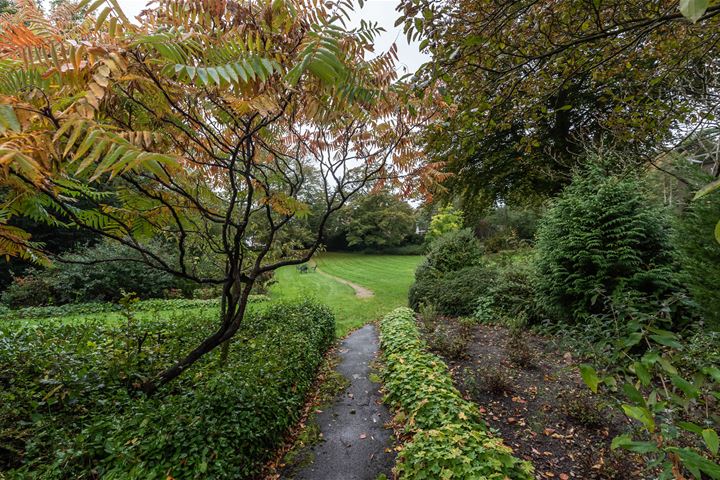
1 300 334 479
379 308 533 479
0 296 272 321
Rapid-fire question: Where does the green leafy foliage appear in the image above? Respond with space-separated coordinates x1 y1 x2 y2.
0 297 237 321
379 308 534 479
680 0 709 23
409 264 497 316
535 167 680 322
0 300 334 478
415 228 482 276
1 241 187 307
399 0 720 209
674 183 720 329
476 206 540 253
474 257 541 325
425 205 463 243
409 229 489 315
344 191 417 249
0 270 56 308
556 294 720 478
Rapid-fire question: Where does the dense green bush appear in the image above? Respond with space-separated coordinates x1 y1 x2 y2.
0 270 56 308
409 264 497 316
408 229 487 315
56 241 186 303
0 300 334 479
1 241 188 307
674 187 720 329
420 228 482 275
379 308 533 479
535 169 680 322
474 259 542 324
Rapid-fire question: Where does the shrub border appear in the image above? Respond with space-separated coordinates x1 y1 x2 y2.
379 307 534 479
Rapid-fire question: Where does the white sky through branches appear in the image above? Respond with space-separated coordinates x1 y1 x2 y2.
115 0 430 73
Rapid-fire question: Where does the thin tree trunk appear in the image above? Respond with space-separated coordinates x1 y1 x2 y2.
219 339 231 365
218 284 231 366
142 281 253 395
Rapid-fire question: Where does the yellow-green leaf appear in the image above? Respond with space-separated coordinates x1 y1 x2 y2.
703 429 719 456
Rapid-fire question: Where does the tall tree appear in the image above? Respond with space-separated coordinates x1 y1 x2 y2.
0 0 433 391
344 190 416 248
399 0 720 206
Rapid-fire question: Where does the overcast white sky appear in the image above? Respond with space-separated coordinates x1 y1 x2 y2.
115 0 430 73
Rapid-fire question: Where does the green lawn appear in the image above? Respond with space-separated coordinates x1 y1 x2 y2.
3 253 422 336
269 252 422 336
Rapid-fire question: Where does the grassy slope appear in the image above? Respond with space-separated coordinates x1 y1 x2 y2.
269 252 422 336
4 253 421 336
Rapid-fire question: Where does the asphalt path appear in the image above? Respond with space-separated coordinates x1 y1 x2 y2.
287 324 395 480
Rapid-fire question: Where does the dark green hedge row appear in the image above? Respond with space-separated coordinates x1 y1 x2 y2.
0 300 334 479
0 296 273 320
0 298 220 319
379 308 533 479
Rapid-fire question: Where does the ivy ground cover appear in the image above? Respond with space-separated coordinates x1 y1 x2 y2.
379 307 534 479
0 300 333 479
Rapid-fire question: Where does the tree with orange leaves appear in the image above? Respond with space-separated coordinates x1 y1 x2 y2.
0 0 436 391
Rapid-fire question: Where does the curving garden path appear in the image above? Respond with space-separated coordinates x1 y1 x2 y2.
311 262 374 298
285 324 395 480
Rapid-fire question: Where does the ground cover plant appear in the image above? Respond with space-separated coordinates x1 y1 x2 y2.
543 295 720 479
0 300 334 479
270 252 422 336
379 307 534 479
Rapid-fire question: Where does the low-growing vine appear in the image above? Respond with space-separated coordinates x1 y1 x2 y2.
379 307 534 479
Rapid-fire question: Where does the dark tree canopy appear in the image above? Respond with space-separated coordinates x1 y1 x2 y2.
345 190 416 249
399 0 720 206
